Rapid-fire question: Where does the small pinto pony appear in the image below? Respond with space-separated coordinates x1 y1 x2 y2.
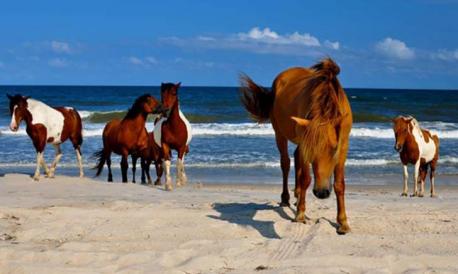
393 115 439 197
240 58 352 234
153 82 192 191
94 94 164 183
7 94 84 180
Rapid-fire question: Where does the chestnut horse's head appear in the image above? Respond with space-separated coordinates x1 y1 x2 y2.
125 94 164 119
161 82 181 112
393 116 413 152
6 94 30 132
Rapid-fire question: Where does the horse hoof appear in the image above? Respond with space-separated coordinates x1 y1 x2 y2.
33 176 40 181
431 193 438 198
294 212 306 224
410 193 417 197
79 173 84 178
401 192 408 197
165 184 173 191
418 194 424 198
337 224 351 235
279 201 290 207
154 180 162 186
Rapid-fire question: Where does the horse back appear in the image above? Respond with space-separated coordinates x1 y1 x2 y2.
54 107 83 144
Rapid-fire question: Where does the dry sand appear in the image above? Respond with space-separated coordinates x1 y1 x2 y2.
0 173 457 273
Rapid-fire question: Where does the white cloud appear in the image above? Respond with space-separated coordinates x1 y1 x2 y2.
48 58 67 68
431 49 458 61
145 56 158 64
375 37 415 60
238 27 321 47
51 41 71 54
197 36 215 41
324 40 340 50
128 56 143 65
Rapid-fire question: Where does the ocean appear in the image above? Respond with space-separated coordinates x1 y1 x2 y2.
1 86 457 185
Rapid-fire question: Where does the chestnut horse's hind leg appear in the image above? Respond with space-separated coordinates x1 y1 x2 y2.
120 154 129 183
48 144 62 178
131 155 138 183
275 134 290 207
418 164 428 197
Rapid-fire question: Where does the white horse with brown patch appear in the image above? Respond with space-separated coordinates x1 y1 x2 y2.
393 115 439 197
7 94 84 180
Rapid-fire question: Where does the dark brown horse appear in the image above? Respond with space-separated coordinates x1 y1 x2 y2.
240 58 352 234
153 83 192 191
94 94 165 183
393 115 439 197
7 94 84 180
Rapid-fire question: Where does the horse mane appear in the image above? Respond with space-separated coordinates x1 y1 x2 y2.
299 58 345 162
124 94 151 120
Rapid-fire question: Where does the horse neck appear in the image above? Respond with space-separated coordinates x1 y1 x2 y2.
123 111 148 130
167 101 182 125
23 99 44 127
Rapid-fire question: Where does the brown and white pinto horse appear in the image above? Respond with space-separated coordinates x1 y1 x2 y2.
7 94 84 180
240 58 352 234
393 115 439 197
94 94 164 183
153 83 192 191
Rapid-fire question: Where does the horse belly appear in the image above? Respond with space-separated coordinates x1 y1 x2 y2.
420 140 436 163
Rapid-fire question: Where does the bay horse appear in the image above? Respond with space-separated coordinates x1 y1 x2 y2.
240 58 352 234
153 82 192 191
94 94 165 183
7 94 84 180
393 115 439 197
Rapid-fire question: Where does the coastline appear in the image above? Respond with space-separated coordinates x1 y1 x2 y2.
1 173 457 273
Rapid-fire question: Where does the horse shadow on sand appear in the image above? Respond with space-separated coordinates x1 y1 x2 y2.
207 202 295 239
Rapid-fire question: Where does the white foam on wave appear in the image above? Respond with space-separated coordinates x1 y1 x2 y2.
2 122 458 139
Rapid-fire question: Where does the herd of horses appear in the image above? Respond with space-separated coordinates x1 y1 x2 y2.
6 58 440 235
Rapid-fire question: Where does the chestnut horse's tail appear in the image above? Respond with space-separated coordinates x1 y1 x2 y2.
239 74 274 123
93 148 106 177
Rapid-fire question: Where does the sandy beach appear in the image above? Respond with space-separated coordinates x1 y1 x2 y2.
0 174 457 273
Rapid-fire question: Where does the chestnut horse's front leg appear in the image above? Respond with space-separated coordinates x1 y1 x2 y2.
294 147 311 223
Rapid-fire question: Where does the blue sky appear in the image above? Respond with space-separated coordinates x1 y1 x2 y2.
1 0 458 88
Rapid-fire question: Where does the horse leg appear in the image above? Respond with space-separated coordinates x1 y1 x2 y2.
154 160 163 185
75 146 84 178
401 164 408 196
294 155 311 223
131 155 138 183
140 158 146 184
430 160 437 197
48 144 62 178
275 134 290 207
418 164 428 197
176 148 187 187
162 144 173 191
294 147 302 203
121 153 129 183
411 160 420 197
334 162 350 234
33 151 43 181
106 152 113 182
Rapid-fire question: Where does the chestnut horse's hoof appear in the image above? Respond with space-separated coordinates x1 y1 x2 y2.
401 192 408 197
337 224 351 235
154 179 161 186
293 212 306 224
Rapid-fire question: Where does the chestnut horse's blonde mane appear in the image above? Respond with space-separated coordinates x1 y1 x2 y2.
299 58 346 162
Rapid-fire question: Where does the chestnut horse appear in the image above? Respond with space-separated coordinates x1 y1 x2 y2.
393 115 439 197
7 94 84 180
240 58 352 234
94 94 164 183
153 82 192 191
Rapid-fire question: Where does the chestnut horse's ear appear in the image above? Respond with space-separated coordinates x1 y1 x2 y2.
291 116 311 127
6 94 13 100
176 82 181 88
23 96 30 100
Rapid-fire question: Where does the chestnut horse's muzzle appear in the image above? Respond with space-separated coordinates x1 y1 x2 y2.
153 105 169 117
313 188 331 199
394 144 402 152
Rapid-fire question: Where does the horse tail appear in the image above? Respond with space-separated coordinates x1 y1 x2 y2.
93 148 106 177
239 74 274 123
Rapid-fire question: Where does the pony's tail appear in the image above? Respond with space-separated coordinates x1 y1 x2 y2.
239 74 274 123
92 149 106 177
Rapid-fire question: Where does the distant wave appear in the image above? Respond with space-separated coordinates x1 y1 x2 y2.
2 122 458 139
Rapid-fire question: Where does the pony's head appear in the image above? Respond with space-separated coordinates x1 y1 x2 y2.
125 94 164 119
392 115 414 152
6 94 30 131
290 58 346 199
161 82 181 111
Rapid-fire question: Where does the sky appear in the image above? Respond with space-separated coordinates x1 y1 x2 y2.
0 0 458 89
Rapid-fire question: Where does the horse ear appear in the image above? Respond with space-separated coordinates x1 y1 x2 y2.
6 94 13 100
291 116 311 127
24 96 30 100
176 82 181 88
